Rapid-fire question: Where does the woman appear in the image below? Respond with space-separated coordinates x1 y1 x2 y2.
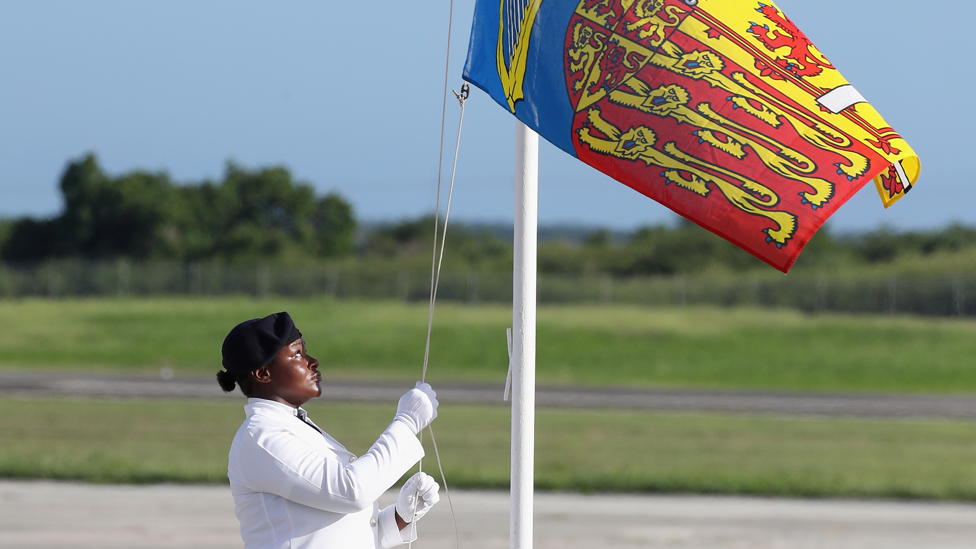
217 311 440 548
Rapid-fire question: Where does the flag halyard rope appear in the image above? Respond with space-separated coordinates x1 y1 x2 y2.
422 0 459 383
411 88 467 549
411 0 465 546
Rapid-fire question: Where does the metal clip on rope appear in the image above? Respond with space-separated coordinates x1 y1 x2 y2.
453 83 470 107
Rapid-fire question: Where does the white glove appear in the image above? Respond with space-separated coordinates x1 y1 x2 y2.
394 382 438 435
396 472 440 523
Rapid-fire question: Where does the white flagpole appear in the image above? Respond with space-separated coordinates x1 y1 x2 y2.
512 119 538 549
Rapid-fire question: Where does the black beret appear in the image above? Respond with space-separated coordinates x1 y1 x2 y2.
221 312 303 373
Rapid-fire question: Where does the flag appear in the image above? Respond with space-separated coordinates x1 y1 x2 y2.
463 0 920 272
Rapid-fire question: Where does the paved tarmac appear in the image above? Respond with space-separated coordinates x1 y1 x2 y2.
3 370 976 420
2 481 975 548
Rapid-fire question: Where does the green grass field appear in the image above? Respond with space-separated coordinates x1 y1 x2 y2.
1 398 975 500
3 297 975 497
1 297 975 392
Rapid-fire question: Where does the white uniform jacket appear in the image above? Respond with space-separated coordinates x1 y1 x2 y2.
228 398 425 549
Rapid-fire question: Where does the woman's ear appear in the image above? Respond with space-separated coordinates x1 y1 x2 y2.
251 364 273 384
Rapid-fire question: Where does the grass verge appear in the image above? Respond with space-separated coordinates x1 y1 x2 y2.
1 297 976 392
2 398 976 500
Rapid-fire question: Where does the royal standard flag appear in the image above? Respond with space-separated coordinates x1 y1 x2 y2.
463 0 920 272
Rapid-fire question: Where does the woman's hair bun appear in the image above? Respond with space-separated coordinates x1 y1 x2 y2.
216 370 237 393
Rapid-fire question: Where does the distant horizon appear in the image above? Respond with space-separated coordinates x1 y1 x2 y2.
2 151 963 236
2 161 966 237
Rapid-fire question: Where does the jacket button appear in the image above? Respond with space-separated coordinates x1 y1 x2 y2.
370 518 377 527
349 455 358 462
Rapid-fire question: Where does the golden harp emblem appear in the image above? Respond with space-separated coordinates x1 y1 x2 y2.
497 0 544 112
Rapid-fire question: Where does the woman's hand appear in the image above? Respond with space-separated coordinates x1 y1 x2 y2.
394 382 439 435
395 472 440 526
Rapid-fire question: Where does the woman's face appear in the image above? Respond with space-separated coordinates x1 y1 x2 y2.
263 338 321 407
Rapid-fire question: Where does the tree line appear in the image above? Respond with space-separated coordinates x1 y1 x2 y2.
3 155 976 275
0 154 355 264
361 217 976 276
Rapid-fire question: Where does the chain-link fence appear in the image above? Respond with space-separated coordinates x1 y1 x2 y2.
1 261 973 317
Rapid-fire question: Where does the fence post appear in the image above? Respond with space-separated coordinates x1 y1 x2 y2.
213 264 222 296
327 268 339 298
468 272 479 304
397 271 409 301
257 266 270 299
954 276 964 317
599 275 612 305
47 263 61 299
886 276 897 315
189 263 203 295
815 276 828 314
674 275 687 307
117 259 130 297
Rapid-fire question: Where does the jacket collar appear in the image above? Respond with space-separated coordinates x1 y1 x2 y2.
245 397 307 420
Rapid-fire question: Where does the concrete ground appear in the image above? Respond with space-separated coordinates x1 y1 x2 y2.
2 481 976 548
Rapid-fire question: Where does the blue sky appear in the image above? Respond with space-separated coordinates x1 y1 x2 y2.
0 0 966 231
